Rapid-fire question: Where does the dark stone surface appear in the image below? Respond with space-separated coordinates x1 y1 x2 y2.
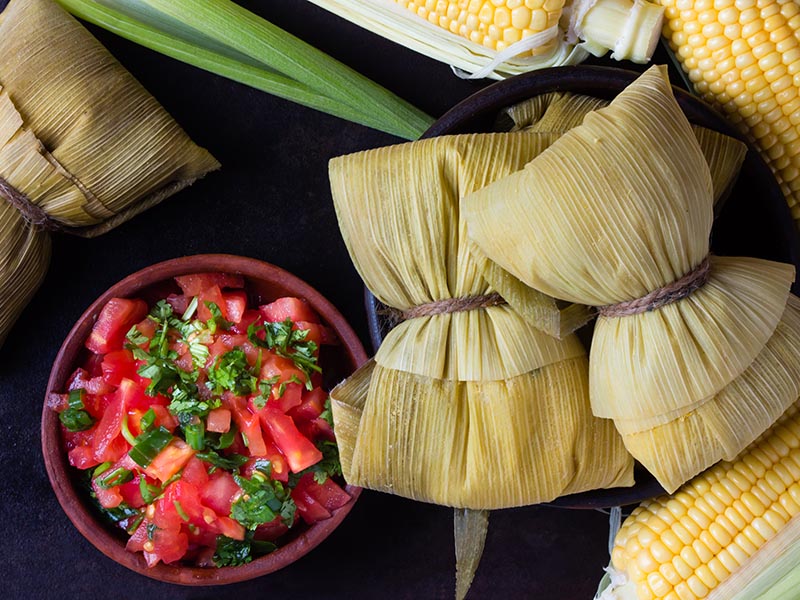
0 2 709 599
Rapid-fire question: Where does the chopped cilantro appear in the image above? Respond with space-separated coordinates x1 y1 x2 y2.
247 319 321 390
206 348 257 396
213 533 277 567
231 471 296 529
205 301 232 334
289 440 343 486
196 450 248 471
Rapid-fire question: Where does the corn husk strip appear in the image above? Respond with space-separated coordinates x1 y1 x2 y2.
463 66 794 414
454 509 489 600
375 304 585 380
0 203 50 347
591 256 793 420
499 91 747 210
306 0 589 80
616 294 800 492
0 0 219 221
328 359 374 478
331 356 633 509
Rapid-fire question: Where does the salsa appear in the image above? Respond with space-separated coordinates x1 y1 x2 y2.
49 273 351 568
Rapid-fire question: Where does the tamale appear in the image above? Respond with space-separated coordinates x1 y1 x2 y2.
329 132 633 510
480 90 747 337
0 0 218 347
463 65 800 492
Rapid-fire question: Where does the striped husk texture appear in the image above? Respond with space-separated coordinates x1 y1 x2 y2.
463 65 799 492
329 132 633 510
0 0 218 347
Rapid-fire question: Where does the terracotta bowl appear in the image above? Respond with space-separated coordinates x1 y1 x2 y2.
365 65 800 509
43 254 368 585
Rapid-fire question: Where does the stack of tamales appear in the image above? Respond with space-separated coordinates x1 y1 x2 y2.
463 65 800 494
0 0 218 347
329 132 634 510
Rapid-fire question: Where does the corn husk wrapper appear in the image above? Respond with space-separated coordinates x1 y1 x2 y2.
463 65 798 492
479 90 747 337
329 132 633 510
0 0 218 347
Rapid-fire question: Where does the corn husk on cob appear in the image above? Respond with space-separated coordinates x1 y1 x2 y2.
0 0 218 347
599 390 800 600
463 65 800 494
329 132 633 508
306 0 665 80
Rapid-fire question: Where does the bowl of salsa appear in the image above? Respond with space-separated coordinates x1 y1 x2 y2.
42 254 368 585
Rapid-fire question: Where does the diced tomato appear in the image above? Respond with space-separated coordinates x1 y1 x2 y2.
240 342 261 367
302 474 351 512
223 393 268 456
47 392 69 412
174 273 245 296
119 474 146 508
86 377 115 396
127 405 177 437
253 516 289 542
126 519 151 553
67 368 91 391
150 527 189 565
116 377 150 411
288 387 327 422
297 417 336 444
68 445 100 470
134 317 158 341
181 457 209 488
231 309 261 335
259 354 307 394
92 476 124 509
218 333 248 350
153 494 184 531
292 486 331 525
223 291 248 324
206 408 231 434
200 470 240 516
213 515 246 540
86 298 148 355
92 394 125 462
144 439 195 483
259 297 319 324
197 285 228 322
101 349 137 386
260 406 322 473
82 354 104 377
205 337 229 369
294 321 337 345
165 293 190 315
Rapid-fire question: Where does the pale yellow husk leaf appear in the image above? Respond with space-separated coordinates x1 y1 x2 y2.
591 256 793 420
0 0 219 227
330 355 633 509
330 131 571 343
462 65 796 435
463 66 713 307
617 294 800 492
0 202 50 347
502 91 746 207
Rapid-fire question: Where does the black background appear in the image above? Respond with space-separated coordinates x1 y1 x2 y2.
0 2 706 599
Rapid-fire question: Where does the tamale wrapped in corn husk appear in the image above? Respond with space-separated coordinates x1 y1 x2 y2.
477 90 748 336
463 65 799 492
329 132 633 509
0 0 218 347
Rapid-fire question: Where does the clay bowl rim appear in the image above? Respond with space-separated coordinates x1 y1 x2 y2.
364 64 800 509
43 253 367 586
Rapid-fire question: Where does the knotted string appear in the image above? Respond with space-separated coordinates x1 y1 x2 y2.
0 175 62 231
598 256 711 317
381 292 507 323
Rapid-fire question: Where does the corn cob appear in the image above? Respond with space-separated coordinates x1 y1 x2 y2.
656 0 800 224
306 0 664 79
602 396 800 599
